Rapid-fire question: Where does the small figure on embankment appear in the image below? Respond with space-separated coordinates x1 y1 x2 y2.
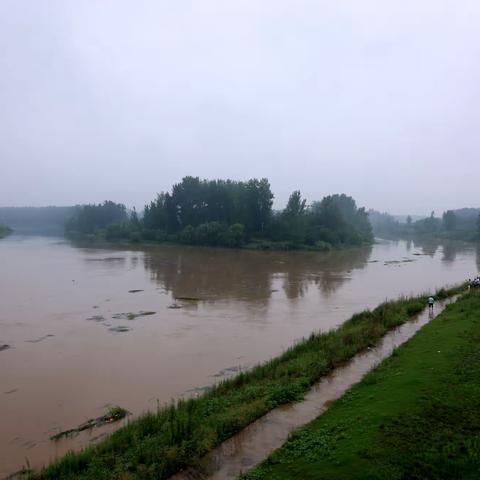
470 276 480 289
428 296 435 312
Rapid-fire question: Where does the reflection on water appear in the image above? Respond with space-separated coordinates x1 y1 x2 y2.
142 245 373 302
0 236 478 477
443 242 457 263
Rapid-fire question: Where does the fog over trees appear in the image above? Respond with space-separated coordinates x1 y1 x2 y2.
369 208 480 241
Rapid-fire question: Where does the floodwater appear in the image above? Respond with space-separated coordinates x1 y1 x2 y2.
0 236 478 477
169 297 457 480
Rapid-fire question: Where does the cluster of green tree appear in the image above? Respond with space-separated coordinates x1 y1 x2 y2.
266 191 372 248
0 224 12 239
368 210 408 237
65 201 128 235
143 177 273 234
369 208 480 241
439 208 480 240
64 177 373 249
0 206 75 235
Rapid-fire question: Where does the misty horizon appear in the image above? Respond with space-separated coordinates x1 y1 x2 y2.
0 192 464 220
1 1 479 215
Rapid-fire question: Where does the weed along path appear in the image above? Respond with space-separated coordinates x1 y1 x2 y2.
169 296 459 480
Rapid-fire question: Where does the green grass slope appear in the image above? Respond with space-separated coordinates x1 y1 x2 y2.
242 291 480 480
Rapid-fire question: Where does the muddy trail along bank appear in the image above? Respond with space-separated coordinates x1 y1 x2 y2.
169 296 459 480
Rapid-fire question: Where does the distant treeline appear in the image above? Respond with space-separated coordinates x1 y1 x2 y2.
65 177 373 250
369 208 480 241
0 224 12 239
0 206 75 235
65 201 127 235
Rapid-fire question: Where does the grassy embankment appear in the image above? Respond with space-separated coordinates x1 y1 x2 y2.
242 291 480 480
0 224 12 239
29 285 464 480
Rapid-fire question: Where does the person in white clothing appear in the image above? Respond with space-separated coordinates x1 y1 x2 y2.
428 296 435 311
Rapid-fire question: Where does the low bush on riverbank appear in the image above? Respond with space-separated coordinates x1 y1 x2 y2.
0 224 12 238
241 291 480 480
30 284 465 480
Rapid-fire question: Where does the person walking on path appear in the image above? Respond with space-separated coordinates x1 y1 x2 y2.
428 296 435 311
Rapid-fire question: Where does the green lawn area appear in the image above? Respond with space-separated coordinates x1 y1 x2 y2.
242 291 480 480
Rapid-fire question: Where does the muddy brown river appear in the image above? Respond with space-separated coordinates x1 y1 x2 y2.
0 236 479 477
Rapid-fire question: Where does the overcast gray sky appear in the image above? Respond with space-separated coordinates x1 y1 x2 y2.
1 1 479 215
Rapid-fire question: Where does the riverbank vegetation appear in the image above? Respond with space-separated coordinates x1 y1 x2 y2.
242 290 480 480
0 223 12 238
0 206 75 235
65 201 128 236
28 284 464 480
369 208 480 242
64 176 373 250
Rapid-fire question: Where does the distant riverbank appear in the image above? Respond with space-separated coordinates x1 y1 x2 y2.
0 224 12 239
